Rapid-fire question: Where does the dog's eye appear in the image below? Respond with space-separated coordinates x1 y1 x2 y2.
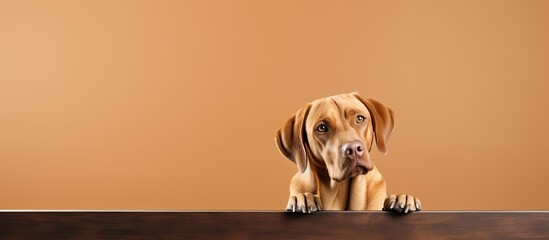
356 115 366 123
316 123 328 132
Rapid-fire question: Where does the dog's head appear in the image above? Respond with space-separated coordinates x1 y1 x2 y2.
275 93 394 182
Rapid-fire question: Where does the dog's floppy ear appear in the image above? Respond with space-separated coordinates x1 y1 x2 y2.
275 103 312 173
353 93 394 155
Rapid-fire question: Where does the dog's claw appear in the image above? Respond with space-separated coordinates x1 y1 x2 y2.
314 195 323 211
286 193 322 214
286 196 298 212
384 194 421 214
385 194 398 210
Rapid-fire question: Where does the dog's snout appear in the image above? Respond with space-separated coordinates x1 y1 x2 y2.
341 140 364 158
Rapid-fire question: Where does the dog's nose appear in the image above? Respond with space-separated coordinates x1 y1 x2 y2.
341 140 364 158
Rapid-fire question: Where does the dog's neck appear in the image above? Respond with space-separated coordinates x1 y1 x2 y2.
312 165 351 210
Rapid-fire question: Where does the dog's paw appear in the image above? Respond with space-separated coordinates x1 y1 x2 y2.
286 193 322 213
383 194 421 214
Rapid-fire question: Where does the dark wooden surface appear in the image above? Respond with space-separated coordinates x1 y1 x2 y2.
0 211 547 239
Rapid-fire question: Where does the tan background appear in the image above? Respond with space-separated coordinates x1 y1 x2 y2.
1 0 548 210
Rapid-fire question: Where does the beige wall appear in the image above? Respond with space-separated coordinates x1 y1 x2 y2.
1 0 548 210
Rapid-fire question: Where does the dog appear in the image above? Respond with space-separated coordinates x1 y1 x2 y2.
275 92 421 213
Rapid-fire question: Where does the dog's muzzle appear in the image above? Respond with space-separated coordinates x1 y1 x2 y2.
340 140 373 176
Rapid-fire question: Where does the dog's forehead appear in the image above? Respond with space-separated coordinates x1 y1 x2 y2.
308 94 369 120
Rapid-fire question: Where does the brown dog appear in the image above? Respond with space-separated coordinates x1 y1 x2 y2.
275 92 421 213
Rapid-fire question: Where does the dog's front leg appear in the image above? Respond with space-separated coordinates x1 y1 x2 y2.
286 167 322 213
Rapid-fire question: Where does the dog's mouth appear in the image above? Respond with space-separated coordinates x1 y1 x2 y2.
354 165 368 175
347 165 368 179
331 158 372 182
